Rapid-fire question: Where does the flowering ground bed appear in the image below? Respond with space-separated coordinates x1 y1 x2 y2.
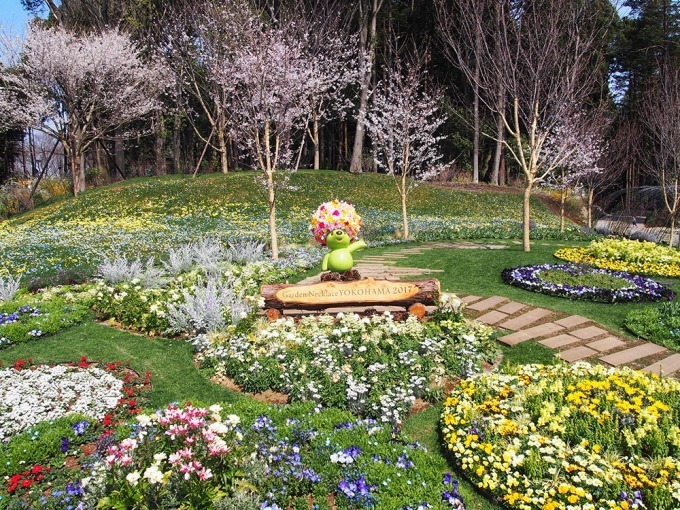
0 172 590 282
555 238 680 277
193 299 498 425
501 263 675 302
441 363 680 510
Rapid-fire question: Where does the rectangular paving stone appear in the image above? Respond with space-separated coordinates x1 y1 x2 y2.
587 336 627 353
498 322 564 346
559 346 599 362
461 295 482 304
497 301 527 314
600 343 667 366
475 310 509 325
554 315 591 328
539 334 582 349
570 326 608 340
641 354 680 376
467 296 508 311
499 308 553 331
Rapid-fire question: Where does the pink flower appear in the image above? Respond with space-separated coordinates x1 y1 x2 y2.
197 468 213 481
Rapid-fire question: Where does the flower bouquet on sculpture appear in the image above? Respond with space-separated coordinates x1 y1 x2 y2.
312 200 367 273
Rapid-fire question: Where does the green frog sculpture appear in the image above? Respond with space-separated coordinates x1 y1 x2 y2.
322 229 367 272
311 200 366 274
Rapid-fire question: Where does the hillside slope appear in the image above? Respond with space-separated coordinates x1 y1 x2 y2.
0 171 583 280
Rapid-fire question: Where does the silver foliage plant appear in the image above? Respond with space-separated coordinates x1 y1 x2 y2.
161 243 196 275
227 238 266 265
191 238 231 274
0 273 21 302
165 275 252 334
97 256 165 287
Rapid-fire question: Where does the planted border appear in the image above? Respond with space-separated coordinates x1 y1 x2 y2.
501 263 675 302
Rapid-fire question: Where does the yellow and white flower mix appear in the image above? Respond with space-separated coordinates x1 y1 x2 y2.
555 238 680 277
441 363 680 510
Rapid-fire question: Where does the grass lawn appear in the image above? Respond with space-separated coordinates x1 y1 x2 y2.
0 321 241 408
351 239 680 337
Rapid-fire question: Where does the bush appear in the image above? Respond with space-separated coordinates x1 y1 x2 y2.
626 301 680 350
441 363 680 510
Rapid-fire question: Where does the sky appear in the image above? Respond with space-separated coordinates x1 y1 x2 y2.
0 0 31 35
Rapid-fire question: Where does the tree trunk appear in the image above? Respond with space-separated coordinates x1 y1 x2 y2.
71 146 85 196
670 215 676 248
401 189 409 239
472 20 481 183
217 125 229 174
560 188 566 233
115 129 125 179
350 0 380 174
267 171 278 259
587 187 594 228
173 112 182 173
313 113 320 170
155 114 166 176
491 86 505 186
523 181 533 252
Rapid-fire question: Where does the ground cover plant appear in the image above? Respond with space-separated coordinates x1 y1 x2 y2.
441 362 680 510
555 238 680 277
501 263 675 303
194 295 498 425
0 172 590 282
626 300 680 350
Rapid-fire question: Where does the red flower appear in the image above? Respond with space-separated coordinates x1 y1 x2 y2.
30 465 43 475
20 479 34 488
102 414 112 426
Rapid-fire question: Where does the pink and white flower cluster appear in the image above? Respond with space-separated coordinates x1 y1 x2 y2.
104 404 241 487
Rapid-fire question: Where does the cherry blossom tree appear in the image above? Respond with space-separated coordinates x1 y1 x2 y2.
220 20 317 259
366 50 446 240
542 112 607 231
13 25 167 195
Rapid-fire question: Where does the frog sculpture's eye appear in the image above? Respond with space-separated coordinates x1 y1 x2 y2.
334 229 344 236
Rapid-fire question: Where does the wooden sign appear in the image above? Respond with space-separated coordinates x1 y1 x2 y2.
261 278 440 311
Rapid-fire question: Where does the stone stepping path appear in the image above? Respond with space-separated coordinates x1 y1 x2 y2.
293 242 680 378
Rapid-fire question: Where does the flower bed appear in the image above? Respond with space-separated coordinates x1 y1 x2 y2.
555 238 680 277
441 363 680 510
92 247 323 336
0 357 150 440
501 263 675 302
626 300 680 350
0 294 91 349
195 299 497 425
86 401 467 510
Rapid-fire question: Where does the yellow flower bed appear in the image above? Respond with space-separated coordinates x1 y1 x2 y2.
441 363 680 510
555 238 680 277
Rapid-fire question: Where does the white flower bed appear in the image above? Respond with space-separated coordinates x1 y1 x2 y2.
0 365 124 440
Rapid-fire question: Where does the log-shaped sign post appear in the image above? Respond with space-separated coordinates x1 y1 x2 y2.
261 278 440 313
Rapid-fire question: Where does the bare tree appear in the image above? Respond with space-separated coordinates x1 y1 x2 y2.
640 61 680 247
366 47 446 240
7 26 168 195
437 0 613 251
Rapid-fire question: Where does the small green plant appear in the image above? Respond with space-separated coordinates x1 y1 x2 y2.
539 268 630 290
626 301 680 350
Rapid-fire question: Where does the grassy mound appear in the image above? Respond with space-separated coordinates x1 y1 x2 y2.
0 171 581 282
